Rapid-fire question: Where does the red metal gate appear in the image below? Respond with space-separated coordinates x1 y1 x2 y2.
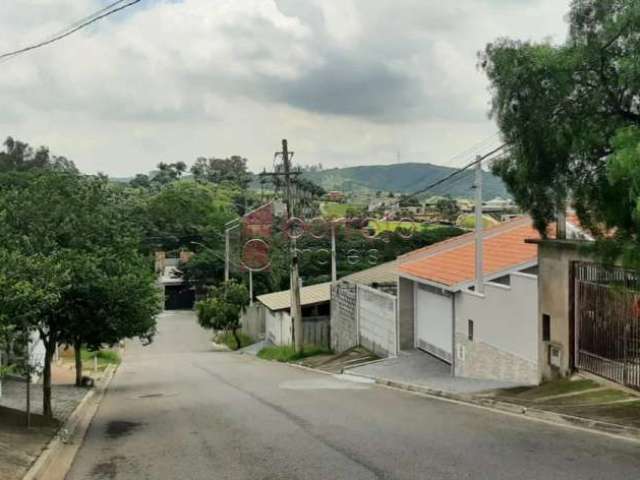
574 262 640 390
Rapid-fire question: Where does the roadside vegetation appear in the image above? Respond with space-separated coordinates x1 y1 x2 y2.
80 348 122 369
257 345 332 362
214 331 254 350
196 281 249 351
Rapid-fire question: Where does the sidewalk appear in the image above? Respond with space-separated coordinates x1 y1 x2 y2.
0 364 103 480
343 350 640 440
347 350 518 394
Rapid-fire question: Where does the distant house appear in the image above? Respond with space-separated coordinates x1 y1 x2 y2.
325 191 345 203
398 217 544 385
484 196 514 210
254 260 400 350
257 283 332 347
155 251 195 310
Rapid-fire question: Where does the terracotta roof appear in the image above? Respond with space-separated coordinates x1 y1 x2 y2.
398 216 541 289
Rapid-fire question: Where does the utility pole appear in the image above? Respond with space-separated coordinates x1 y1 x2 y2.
224 219 240 284
259 140 304 352
474 156 484 294
331 223 337 284
249 270 254 306
280 140 303 353
224 229 230 283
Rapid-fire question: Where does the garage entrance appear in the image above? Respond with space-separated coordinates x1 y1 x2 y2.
415 284 453 363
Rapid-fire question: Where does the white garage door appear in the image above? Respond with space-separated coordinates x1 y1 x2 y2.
415 284 453 363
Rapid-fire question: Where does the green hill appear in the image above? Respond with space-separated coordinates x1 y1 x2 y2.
301 163 509 200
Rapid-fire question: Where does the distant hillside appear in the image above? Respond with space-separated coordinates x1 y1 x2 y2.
301 163 509 200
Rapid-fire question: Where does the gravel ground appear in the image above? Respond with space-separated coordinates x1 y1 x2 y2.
0 378 87 421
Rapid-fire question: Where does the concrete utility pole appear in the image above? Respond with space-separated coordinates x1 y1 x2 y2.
224 228 230 283
280 140 304 353
331 223 337 284
474 156 485 294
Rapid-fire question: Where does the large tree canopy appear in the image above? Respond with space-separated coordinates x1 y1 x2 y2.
481 0 640 258
0 171 160 414
0 137 77 173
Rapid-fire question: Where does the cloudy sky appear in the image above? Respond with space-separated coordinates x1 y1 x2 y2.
0 0 570 176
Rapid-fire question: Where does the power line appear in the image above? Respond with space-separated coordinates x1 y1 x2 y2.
0 0 143 62
401 132 502 192
50 0 131 38
392 143 508 207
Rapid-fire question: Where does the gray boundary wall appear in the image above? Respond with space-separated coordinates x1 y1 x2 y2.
357 285 398 357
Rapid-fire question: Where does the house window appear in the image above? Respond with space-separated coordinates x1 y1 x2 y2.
542 314 551 342
468 319 474 342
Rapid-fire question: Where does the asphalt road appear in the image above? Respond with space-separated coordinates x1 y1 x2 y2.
66 311 640 480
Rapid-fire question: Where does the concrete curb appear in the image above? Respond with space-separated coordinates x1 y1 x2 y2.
352 372 640 443
22 364 118 480
251 354 640 442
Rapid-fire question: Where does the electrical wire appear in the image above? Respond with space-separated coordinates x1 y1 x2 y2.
390 143 508 207
0 0 143 63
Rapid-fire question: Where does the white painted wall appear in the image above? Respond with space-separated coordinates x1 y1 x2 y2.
455 273 538 363
265 309 292 346
29 331 46 374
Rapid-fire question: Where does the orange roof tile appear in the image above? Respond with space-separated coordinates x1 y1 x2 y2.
398 216 542 288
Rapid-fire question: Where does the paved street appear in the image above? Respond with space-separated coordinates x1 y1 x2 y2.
67 311 640 480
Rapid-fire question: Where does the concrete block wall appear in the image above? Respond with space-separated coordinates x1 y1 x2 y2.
330 286 358 353
358 285 397 357
398 277 414 350
241 304 266 341
455 333 539 385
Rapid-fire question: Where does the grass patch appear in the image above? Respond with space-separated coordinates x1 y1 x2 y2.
368 220 434 234
81 348 121 367
538 388 633 406
559 401 640 428
499 378 600 401
257 345 332 362
214 331 254 350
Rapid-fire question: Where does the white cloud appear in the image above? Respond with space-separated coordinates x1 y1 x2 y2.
0 0 570 176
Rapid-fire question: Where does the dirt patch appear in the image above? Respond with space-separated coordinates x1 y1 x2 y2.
91 455 126 479
0 405 59 428
0 407 59 480
106 421 143 439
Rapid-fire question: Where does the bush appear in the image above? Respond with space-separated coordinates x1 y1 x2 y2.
214 331 254 350
257 345 331 362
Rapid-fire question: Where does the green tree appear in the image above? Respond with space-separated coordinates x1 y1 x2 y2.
0 137 78 173
0 171 159 415
196 281 249 350
144 180 236 251
436 197 460 222
481 0 640 258
191 156 252 188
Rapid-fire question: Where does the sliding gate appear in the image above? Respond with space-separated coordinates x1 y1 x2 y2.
574 262 640 390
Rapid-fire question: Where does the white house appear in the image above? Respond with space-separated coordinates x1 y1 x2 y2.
257 282 332 346
398 217 544 385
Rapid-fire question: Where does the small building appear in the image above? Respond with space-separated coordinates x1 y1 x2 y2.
155 251 195 310
257 283 332 347
398 217 544 385
325 191 345 203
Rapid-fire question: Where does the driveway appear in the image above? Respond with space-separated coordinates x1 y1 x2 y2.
66 310 640 480
347 349 519 394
